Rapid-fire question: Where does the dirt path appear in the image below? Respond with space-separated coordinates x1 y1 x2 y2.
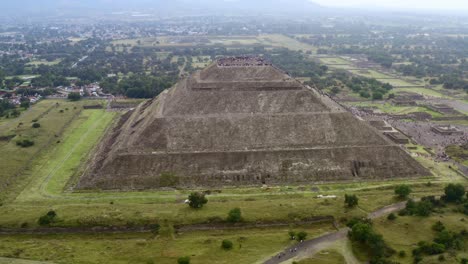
262 201 407 264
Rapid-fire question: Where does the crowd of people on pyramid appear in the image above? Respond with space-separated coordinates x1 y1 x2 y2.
217 56 271 67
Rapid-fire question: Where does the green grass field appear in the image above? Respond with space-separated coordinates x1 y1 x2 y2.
347 102 443 117
0 100 90 201
318 57 352 65
0 224 333 264
350 69 394 79
296 250 346 264
373 209 468 264
377 78 419 87
26 59 62 66
393 88 451 98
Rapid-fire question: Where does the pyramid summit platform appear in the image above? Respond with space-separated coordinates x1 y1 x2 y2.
78 56 429 189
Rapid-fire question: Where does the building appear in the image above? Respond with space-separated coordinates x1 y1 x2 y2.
78 57 429 190
431 125 464 136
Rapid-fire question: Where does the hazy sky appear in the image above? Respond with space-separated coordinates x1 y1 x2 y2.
311 0 468 10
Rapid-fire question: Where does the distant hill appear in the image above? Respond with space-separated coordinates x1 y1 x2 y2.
0 0 323 17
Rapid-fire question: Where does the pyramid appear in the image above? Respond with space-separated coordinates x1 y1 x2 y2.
78 57 429 189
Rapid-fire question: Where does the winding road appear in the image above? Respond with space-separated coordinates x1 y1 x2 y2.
263 201 407 264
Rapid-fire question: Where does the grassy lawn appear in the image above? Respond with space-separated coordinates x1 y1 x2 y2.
318 57 352 65
0 224 333 264
377 78 419 87
347 102 442 117
350 69 393 79
26 59 62 66
373 209 468 264
0 100 91 202
295 250 346 264
445 145 468 166
0 257 52 264
393 88 451 99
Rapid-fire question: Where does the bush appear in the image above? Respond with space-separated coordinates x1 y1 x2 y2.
187 192 208 209
221 239 233 250
405 199 433 217
432 221 445 232
32 122 41 128
296 231 307 241
227 208 242 223
16 139 34 148
387 213 397 220
177 256 190 264
67 92 81 101
38 210 57 226
398 250 406 257
395 185 412 198
20 101 30 109
443 184 465 203
344 194 359 207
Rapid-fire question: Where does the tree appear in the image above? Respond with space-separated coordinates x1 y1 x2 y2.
67 92 81 101
227 208 242 223
32 123 41 128
177 256 190 264
187 192 207 209
20 100 30 109
288 230 296 240
372 91 383 100
38 210 57 226
221 239 233 250
344 194 359 208
443 184 465 202
395 185 412 199
387 213 397 220
296 231 307 241
350 222 373 242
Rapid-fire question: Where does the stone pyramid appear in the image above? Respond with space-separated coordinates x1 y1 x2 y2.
78 57 429 189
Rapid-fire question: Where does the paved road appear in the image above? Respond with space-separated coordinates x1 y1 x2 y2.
263 201 407 264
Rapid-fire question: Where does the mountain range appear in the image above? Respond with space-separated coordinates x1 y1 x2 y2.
1 0 323 17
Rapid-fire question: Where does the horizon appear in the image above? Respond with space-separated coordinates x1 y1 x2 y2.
310 0 468 11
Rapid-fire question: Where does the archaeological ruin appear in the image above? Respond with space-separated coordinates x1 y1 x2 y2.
78 57 429 190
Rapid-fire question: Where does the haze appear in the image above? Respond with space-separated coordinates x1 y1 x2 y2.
312 0 468 11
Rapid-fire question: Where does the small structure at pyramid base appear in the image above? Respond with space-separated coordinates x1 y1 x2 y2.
77 57 430 190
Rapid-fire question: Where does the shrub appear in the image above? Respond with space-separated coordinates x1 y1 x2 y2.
32 122 41 128
227 208 242 223
395 185 412 198
38 210 57 226
432 221 445 232
67 92 81 101
149 223 160 234
387 213 397 220
443 184 465 203
221 239 233 250
177 256 190 264
398 250 406 257
344 194 358 207
187 192 208 209
16 139 34 148
296 231 307 241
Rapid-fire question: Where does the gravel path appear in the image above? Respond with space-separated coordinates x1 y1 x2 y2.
263 201 407 264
